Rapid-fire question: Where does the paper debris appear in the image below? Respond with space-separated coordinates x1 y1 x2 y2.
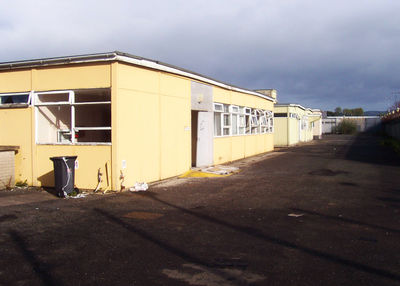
129 182 149 192
288 213 304 217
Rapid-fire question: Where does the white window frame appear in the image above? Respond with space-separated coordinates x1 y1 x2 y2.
222 104 231 136
214 103 223 112
0 91 32 106
34 90 111 145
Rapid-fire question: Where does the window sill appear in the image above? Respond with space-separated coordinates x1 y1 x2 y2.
37 143 111 146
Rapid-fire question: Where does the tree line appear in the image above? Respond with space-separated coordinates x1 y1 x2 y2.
327 107 364 116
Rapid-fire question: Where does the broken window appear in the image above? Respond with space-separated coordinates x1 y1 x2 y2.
214 103 273 137
35 89 111 144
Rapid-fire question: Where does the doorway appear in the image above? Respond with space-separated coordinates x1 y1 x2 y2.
191 110 213 167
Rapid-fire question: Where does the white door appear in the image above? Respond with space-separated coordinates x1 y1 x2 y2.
196 111 213 167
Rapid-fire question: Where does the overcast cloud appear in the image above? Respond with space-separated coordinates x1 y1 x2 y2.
1 0 399 111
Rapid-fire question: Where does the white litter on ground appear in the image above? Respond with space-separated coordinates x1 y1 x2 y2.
129 182 149 192
200 166 239 175
68 193 88 199
288 213 304 217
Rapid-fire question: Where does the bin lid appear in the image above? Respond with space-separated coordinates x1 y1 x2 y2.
50 156 78 161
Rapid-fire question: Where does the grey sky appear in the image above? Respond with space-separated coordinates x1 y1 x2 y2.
1 0 399 111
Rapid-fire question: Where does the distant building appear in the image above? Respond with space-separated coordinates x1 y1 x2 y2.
273 104 322 147
322 116 381 134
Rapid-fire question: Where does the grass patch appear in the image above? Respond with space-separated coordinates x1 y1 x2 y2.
380 137 400 155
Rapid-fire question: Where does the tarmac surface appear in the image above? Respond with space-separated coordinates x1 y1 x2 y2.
0 134 399 286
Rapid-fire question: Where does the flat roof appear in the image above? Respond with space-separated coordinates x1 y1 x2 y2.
275 103 321 113
0 51 275 102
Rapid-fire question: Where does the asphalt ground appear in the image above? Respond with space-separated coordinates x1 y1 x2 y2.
0 134 399 286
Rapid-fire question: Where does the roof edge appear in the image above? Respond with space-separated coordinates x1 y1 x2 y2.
0 51 275 103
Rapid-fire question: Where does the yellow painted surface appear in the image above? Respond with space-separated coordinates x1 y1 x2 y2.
0 60 276 190
0 107 33 184
213 88 231 104
36 145 111 189
213 86 274 165
179 170 232 178
160 95 191 179
274 117 288 146
118 63 159 94
214 137 232 164
32 64 111 91
113 64 191 188
288 118 299 145
0 70 31 93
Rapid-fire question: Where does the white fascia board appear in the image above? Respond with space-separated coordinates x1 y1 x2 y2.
116 55 275 103
326 116 380 119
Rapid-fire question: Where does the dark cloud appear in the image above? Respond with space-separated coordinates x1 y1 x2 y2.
1 0 399 111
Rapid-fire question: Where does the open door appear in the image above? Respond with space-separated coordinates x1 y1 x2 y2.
191 111 198 167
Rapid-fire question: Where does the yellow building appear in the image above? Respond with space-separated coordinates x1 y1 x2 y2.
0 51 276 191
273 104 321 147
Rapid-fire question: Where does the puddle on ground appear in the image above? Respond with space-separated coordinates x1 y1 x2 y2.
162 263 265 286
122 211 164 220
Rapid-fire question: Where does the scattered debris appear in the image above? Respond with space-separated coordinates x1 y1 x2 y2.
201 166 239 175
129 182 148 192
288 213 304 217
180 165 239 178
67 193 88 199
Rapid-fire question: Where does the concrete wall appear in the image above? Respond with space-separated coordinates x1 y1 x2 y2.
0 151 15 189
322 116 381 134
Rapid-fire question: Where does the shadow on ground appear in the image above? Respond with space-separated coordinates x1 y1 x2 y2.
345 133 399 166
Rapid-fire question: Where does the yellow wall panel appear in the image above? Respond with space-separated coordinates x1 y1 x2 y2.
160 73 190 99
0 107 33 184
214 137 232 164
118 63 159 94
231 136 245 161
213 87 231 104
36 145 111 189
114 89 160 186
0 70 31 93
160 95 191 179
33 64 111 91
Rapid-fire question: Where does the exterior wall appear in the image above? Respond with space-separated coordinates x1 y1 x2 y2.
312 116 322 139
0 107 33 184
213 89 274 164
273 106 289 146
36 145 111 189
0 151 15 189
322 116 381 134
384 119 400 140
0 61 274 190
0 64 113 189
274 105 319 146
112 63 191 189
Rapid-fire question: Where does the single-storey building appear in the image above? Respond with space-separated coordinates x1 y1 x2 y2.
0 51 276 191
273 104 322 147
322 116 381 134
